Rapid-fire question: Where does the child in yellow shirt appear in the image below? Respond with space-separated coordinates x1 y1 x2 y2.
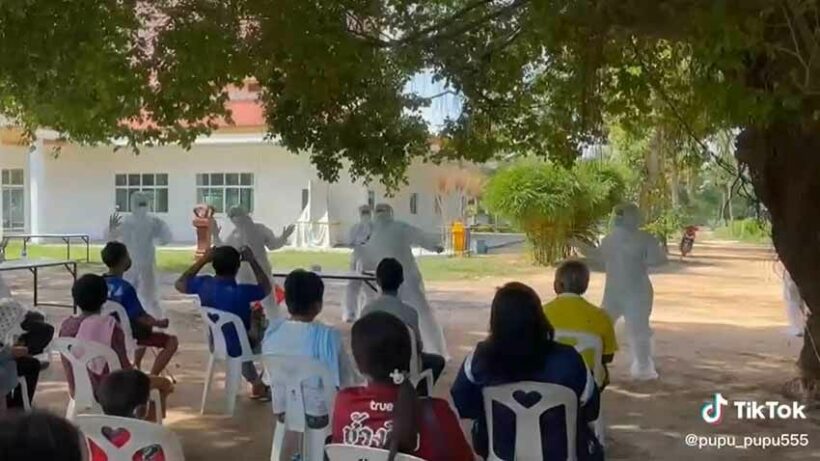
544 260 617 388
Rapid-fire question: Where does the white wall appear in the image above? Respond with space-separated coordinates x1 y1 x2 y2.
0 146 29 238
30 140 456 244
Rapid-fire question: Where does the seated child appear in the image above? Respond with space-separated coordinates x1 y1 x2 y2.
262 269 359 426
332 312 473 461
101 242 178 376
0 411 85 461
175 245 270 399
59 274 173 408
90 369 166 461
361 258 445 384
543 260 617 388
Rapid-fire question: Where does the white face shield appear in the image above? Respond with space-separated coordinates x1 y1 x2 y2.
228 206 252 227
359 205 372 223
130 192 151 217
373 204 394 224
614 203 642 231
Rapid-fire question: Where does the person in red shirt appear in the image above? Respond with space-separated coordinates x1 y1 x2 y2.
332 312 473 461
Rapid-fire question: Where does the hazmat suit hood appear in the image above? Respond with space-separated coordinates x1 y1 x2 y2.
130 191 152 218
614 203 642 231
358 205 372 224
373 204 394 229
228 206 254 228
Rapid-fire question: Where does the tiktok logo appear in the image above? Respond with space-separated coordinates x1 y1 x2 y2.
701 393 729 425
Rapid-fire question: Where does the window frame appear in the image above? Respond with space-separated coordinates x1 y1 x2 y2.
1 168 25 231
114 173 170 213
410 192 419 215
196 172 255 214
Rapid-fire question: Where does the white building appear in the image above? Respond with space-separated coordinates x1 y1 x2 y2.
0 123 474 246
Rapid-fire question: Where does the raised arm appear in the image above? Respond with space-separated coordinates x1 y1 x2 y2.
105 213 123 241
644 233 668 267
154 218 172 246
209 217 223 245
240 246 272 296
175 248 212 293
572 238 603 263
405 223 443 253
263 224 294 251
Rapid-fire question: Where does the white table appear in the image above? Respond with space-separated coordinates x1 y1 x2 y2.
271 270 378 292
0 259 78 311
2 233 91 262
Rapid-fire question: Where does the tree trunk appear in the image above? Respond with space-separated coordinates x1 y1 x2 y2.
726 183 734 222
736 125 820 383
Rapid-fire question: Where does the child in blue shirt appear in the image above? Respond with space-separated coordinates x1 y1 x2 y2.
101 242 178 377
175 245 271 399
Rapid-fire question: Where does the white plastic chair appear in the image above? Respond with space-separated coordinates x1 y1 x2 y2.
553 330 604 387
325 444 426 461
17 377 30 411
406 326 433 395
54 337 122 420
262 354 337 461
554 329 606 444
75 414 185 461
199 306 261 415
482 381 578 461
101 301 139 361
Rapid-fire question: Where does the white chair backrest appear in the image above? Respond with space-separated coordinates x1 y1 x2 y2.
53 337 122 408
406 325 422 378
325 444 426 461
262 354 337 433
102 301 137 356
554 330 604 386
102 301 134 342
199 307 254 359
75 414 185 461
483 381 578 461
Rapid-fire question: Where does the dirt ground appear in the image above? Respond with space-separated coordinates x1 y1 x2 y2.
4 239 819 460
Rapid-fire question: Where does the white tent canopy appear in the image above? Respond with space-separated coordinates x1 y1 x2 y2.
294 180 340 248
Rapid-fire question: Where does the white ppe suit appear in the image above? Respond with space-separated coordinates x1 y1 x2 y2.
213 207 293 320
586 203 666 380
782 269 806 336
342 205 374 322
360 205 448 358
107 192 172 319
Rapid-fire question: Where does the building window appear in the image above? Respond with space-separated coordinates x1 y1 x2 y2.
115 173 169 213
2 169 25 231
410 193 418 215
301 188 310 210
196 173 254 213
367 190 376 209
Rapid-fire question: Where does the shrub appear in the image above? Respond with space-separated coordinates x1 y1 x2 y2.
483 159 625 265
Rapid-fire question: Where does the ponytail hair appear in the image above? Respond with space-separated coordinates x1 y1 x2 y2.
387 373 420 461
352 312 420 460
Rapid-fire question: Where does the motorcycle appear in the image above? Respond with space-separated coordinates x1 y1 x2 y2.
679 225 699 257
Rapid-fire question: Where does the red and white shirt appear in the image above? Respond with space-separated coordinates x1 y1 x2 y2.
332 383 474 461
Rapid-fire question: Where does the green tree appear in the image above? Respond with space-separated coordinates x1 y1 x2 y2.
483 159 624 265
3 0 820 385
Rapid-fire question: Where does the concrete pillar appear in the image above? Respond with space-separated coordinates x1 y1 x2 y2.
26 139 45 235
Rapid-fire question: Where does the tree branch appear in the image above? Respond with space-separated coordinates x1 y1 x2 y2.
348 0 529 48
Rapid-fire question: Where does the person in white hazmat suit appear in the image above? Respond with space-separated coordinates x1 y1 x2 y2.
578 203 666 380
342 205 374 322
107 192 172 319
360 204 449 358
781 268 806 337
211 206 295 320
